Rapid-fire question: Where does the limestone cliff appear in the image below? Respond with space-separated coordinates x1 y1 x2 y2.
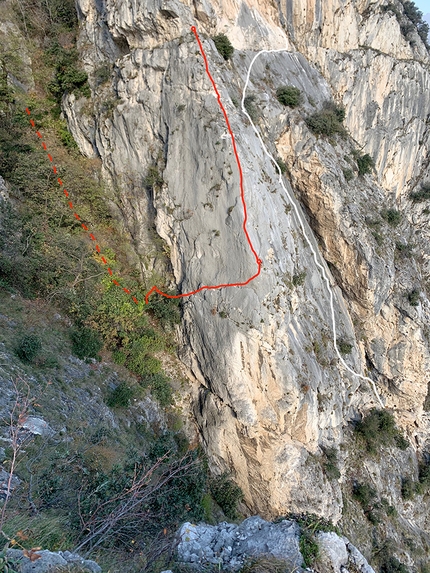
64 0 430 568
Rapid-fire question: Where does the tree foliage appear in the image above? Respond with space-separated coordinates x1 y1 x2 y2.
306 101 347 137
276 85 302 108
212 34 234 60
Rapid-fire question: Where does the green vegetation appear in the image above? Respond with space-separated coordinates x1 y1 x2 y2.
401 0 429 47
395 241 413 258
354 409 409 454
292 271 306 287
410 182 430 202
381 208 402 226
353 151 374 176
380 557 409 573
212 34 234 60
143 165 164 189
401 476 417 500
353 482 381 523
209 473 244 520
283 513 339 567
15 334 42 363
276 85 302 108
94 63 111 86
306 101 347 137
71 326 103 359
343 168 354 182
243 94 259 122
322 446 341 480
47 44 91 104
374 539 409 573
380 498 397 517
299 530 319 567
140 373 173 407
338 339 352 355
407 288 420 306
275 157 287 174
106 381 135 408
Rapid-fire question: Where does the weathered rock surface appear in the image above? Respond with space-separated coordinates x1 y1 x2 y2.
65 0 430 567
7 549 101 573
175 517 376 573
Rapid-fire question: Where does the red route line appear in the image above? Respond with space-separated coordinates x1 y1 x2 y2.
25 25 261 309
24 108 141 306
144 25 262 304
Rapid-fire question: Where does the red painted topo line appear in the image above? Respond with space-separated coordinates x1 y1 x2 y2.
25 26 261 310
144 26 262 304
24 107 140 304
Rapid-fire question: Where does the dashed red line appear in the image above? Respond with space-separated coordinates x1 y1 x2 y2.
144 26 262 304
24 107 140 305
25 25 262 310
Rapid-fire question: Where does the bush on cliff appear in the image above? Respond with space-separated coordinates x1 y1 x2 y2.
306 101 347 137
212 34 234 60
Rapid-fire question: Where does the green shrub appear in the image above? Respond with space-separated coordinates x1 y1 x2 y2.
210 473 243 519
355 409 408 454
276 85 302 108
338 339 353 355
306 101 347 137
401 476 417 500
322 447 341 480
243 94 259 122
410 182 430 202
343 168 354 181
382 4 401 18
94 63 111 86
395 242 413 258
47 44 90 103
353 482 377 508
112 350 126 365
380 498 397 517
146 295 181 326
407 288 420 306
106 382 134 408
394 434 409 450
353 152 374 176
71 326 103 359
212 34 234 60
140 373 173 406
380 556 409 573
56 120 78 150
299 530 319 567
15 334 42 363
381 208 401 226
143 165 163 189
292 271 306 287
418 458 430 490
275 157 287 174
402 1 429 47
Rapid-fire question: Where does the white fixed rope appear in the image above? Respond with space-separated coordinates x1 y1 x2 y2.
240 46 385 408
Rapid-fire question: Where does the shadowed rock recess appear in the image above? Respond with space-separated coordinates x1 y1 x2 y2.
46 0 430 569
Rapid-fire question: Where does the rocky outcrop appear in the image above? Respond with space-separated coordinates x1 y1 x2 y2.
6 549 101 573
64 0 430 567
174 516 376 573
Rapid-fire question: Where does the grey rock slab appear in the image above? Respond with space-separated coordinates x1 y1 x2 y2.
177 517 302 570
21 417 53 437
316 531 349 571
7 549 102 573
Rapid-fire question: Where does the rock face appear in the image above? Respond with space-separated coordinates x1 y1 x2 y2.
66 0 430 567
7 549 101 573
175 517 376 573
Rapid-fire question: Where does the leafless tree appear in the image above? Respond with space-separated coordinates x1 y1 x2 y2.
74 451 198 557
